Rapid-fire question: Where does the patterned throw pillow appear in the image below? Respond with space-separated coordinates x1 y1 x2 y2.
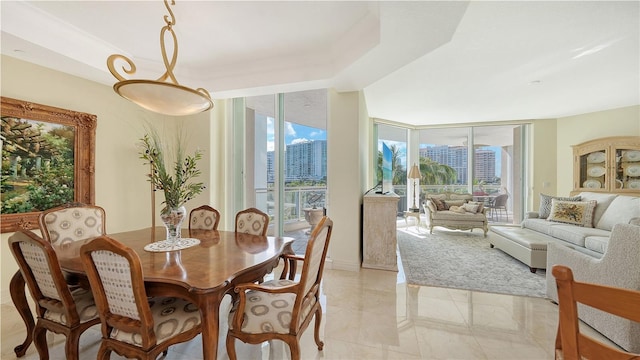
547 199 597 227
539 193 581 219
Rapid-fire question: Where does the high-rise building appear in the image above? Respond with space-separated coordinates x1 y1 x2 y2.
421 145 497 184
268 140 327 183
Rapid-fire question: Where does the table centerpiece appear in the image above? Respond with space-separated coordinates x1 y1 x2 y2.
138 127 205 244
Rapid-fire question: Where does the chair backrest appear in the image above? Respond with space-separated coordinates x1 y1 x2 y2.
235 207 269 236
8 230 82 325
291 216 333 330
553 265 640 360
493 194 508 207
189 205 221 230
39 202 106 245
80 236 157 349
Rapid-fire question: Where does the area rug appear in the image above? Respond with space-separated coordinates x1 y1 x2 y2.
397 228 547 298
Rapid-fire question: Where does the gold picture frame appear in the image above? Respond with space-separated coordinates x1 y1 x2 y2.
1 97 96 233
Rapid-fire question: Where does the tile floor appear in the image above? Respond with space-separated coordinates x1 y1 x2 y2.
1 225 616 360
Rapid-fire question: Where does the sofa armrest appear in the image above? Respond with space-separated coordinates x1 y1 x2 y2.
525 211 540 219
546 223 640 301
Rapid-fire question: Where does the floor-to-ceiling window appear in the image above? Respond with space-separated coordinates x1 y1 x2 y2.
241 90 327 241
410 124 528 224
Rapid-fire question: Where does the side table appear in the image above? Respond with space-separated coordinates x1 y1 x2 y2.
404 211 422 230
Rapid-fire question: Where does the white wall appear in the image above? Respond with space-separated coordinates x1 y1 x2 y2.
327 90 365 271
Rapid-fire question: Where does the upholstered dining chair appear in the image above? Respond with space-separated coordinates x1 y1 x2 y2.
79 235 202 360
235 207 270 236
189 204 221 230
553 265 640 360
8 230 100 360
226 216 333 360
39 202 106 245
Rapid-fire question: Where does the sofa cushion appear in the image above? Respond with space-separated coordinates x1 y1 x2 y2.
522 218 559 235
584 235 610 254
431 211 485 222
547 199 597 227
444 200 466 208
596 195 640 231
539 193 581 219
578 192 618 226
548 224 610 247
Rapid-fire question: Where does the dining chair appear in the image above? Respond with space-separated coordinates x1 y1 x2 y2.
226 216 333 360
39 202 106 245
235 207 269 236
552 265 640 360
8 230 100 360
189 204 221 230
487 193 509 222
79 235 202 360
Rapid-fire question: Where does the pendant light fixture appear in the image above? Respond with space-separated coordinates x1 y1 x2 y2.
107 0 213 116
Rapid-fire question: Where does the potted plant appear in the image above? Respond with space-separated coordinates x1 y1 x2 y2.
138 127 205 243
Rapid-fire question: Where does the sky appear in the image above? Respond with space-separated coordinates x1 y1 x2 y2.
266 117 327 151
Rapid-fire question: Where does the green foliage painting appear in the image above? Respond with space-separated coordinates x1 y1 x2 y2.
1 117 75 213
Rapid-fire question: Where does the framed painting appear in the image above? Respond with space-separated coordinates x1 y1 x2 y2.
1 97 96 233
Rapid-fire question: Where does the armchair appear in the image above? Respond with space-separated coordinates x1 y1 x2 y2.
226 216 333 360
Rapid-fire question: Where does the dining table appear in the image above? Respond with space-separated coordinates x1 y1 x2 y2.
10 227 294 360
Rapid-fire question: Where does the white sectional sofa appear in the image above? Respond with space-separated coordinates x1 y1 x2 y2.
490 191 640 352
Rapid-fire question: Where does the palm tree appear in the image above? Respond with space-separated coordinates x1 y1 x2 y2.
419 157 457 185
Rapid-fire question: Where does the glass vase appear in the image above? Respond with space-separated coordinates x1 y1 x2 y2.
160 205 186 244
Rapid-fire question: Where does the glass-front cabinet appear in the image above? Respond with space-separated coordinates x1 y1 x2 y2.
572 136 640 195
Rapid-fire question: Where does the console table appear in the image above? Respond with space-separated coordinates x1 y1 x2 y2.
362 193 400 271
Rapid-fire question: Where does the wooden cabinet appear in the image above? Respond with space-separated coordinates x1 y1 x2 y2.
572 136 640 195
362 193 399 271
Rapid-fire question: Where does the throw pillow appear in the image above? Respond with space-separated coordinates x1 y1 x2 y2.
431 198 447 211
539 193 581 219
547 199 597 227
467 201 485 213
448 205 467 214
461 203 480 213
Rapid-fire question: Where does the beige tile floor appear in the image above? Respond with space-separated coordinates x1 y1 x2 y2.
1 232 616 360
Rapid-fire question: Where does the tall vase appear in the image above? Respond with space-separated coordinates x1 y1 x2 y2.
160 205 186 244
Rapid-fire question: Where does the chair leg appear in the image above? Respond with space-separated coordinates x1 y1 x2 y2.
64 329 81 360
313 308 324 351
33 324 49 360
226 335 237 360
288 339 301 360
97 343 111 360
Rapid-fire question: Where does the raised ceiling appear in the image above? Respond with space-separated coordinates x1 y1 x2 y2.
1 1 638 126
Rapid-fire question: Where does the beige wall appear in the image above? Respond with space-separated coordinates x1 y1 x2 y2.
0 56 214 303
555 105 640 195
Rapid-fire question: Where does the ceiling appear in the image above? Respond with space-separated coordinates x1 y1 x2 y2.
1 1 638 127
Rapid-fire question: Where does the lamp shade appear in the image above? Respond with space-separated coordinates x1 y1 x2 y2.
408 163 421 179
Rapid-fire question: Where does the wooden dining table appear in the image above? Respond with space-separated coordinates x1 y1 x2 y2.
10 227 294 360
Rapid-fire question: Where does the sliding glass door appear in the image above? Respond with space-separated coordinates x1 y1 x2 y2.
415 124 528 224
241 90 327 241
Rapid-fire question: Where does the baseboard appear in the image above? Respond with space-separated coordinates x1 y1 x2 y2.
328 258 360 272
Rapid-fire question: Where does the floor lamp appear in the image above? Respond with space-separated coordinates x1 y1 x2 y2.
408 163 421 212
